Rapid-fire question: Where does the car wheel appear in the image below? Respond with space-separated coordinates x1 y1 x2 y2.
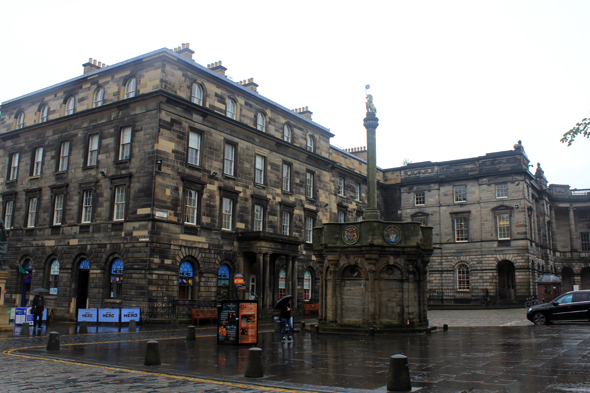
533 312 547 325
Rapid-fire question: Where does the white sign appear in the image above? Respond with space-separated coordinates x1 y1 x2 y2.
78 308 98 322
573 285 580 291
98 308 120 323
156 211 168 218
121 308 140 322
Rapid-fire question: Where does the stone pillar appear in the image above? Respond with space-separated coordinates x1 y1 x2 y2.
291 256 298 307
237 253 245 300
326 256 339 322
263 253 270 309
363 112 380 221
550 208 558 251
568 207 577 252
366 254 378 323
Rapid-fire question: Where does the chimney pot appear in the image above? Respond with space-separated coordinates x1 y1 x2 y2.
98 61 102 67
89 57 93 63
93 59 97 65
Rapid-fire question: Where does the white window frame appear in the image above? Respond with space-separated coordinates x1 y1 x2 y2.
17 112 25 129
254 204 263 231
94 87 104 108
338 211 345 223
454 216 469 242
184 189 198 225
65 96 75 115
224 143 235 176
9 153 19 181
82 190 93 223
256 113 265 132
305 216 314 243
33 147 43 176
59 141 70 171
355 183 360 201
40 105 49 123
226 99 237 120
282 163 291 192
496 184 508 199
454 185 467 203
283 124 291 142
497 213 511 240
119 126 132 160
222 197 233 230
338 177 344 196
188 131 201 166
53 194 64 226
191 83 203 105
306 134 314 152
27 197 38 228
306 172 314 199
303 270 312 300
87 134 99 166
49 260 60 295
125 78 136 99
582 232 590 252
415 191 425 206
255 154 265 184
4 200 14 229
114 186 126 221
456 264 470 291
281 211 290 236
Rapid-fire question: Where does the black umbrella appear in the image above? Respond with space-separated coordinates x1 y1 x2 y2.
274 295 293 310
32 288 50 293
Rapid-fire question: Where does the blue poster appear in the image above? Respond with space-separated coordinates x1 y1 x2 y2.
121 308 140 322
98 309 120 323
78 308 98 322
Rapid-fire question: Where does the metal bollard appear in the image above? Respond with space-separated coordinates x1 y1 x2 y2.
387 354 411 391
244 347 264 378
129 319 137 332
314 324 320 334
443 324 449 331
144 340 161 366
46 331 60 350
171 318 178 329
301 321 305 330
186 325 196 341
19 322 30 337
369 327 375 336
78 322 88 334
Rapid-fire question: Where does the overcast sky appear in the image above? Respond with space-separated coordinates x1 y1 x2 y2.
1 0 588 188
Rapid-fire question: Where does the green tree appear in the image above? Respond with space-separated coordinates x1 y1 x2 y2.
561 117 590 146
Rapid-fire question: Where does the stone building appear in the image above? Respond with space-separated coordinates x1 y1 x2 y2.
1 44 588 319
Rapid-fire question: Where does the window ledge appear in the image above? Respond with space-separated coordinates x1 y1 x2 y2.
223 174 236 180
114 159 130 165
186 163 202 171
254 183 266 189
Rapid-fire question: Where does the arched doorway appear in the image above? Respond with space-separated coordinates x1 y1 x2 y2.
19 259 33 306
217 263 231 300
340 265 366 323
76 259 90 314
497 260 516 300
561 267 574 292
581 267 590 289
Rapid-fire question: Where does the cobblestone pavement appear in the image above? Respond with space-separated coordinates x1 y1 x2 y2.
1 310 590 393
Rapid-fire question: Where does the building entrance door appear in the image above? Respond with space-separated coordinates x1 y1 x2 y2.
497 260 516 300
19 259 33 307
76 270 89 313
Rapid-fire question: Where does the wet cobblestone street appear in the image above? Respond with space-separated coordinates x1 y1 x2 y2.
1 309 590 392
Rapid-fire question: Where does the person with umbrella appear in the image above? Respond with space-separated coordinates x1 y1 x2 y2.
275 295 294 342
31 289 47 330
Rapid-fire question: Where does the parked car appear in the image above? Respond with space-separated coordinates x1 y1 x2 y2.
527 290 590 325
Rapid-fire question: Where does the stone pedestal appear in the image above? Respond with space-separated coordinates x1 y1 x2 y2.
313 221 433 334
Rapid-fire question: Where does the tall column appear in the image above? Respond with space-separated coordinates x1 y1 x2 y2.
568 207 577 252
291 256 298 307
363 111 380 220
550 207 558 251
237 252 245 300
263 253 270 309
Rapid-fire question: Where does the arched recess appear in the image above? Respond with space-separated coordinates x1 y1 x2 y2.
377 265 403 323
497 260 516 300
581 267 590 289
19 258 34 306
217 262 233 300
561 267 574 292
339 265 367 323
73 256 91 313
179 257 200 300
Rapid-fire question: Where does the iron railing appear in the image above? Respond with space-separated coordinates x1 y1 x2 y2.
148 299 217 319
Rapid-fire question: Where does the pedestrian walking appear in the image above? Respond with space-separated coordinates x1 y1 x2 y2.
31 293 44 330
280 300 293 342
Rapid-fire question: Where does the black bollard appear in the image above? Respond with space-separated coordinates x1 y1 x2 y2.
314 324 320 334
301 321 305 330
46 331 60 350
443 324 448 331
369 327 375 336
78 322 88 334
19 322 30 337
387 354 411 391
244 347 264 378
171 318 178 329
129 319 137 332
186 325 196 341
144 340 161 366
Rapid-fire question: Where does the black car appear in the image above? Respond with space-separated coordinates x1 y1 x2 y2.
527 290 590 325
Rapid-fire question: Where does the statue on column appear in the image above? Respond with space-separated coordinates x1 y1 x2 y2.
0 220 8 270
365 85 377 113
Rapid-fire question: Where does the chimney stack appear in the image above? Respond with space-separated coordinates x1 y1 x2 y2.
207 61 227 77
292 106 313 120
239 78 258 92
83 57 102 75
175 43 194 60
